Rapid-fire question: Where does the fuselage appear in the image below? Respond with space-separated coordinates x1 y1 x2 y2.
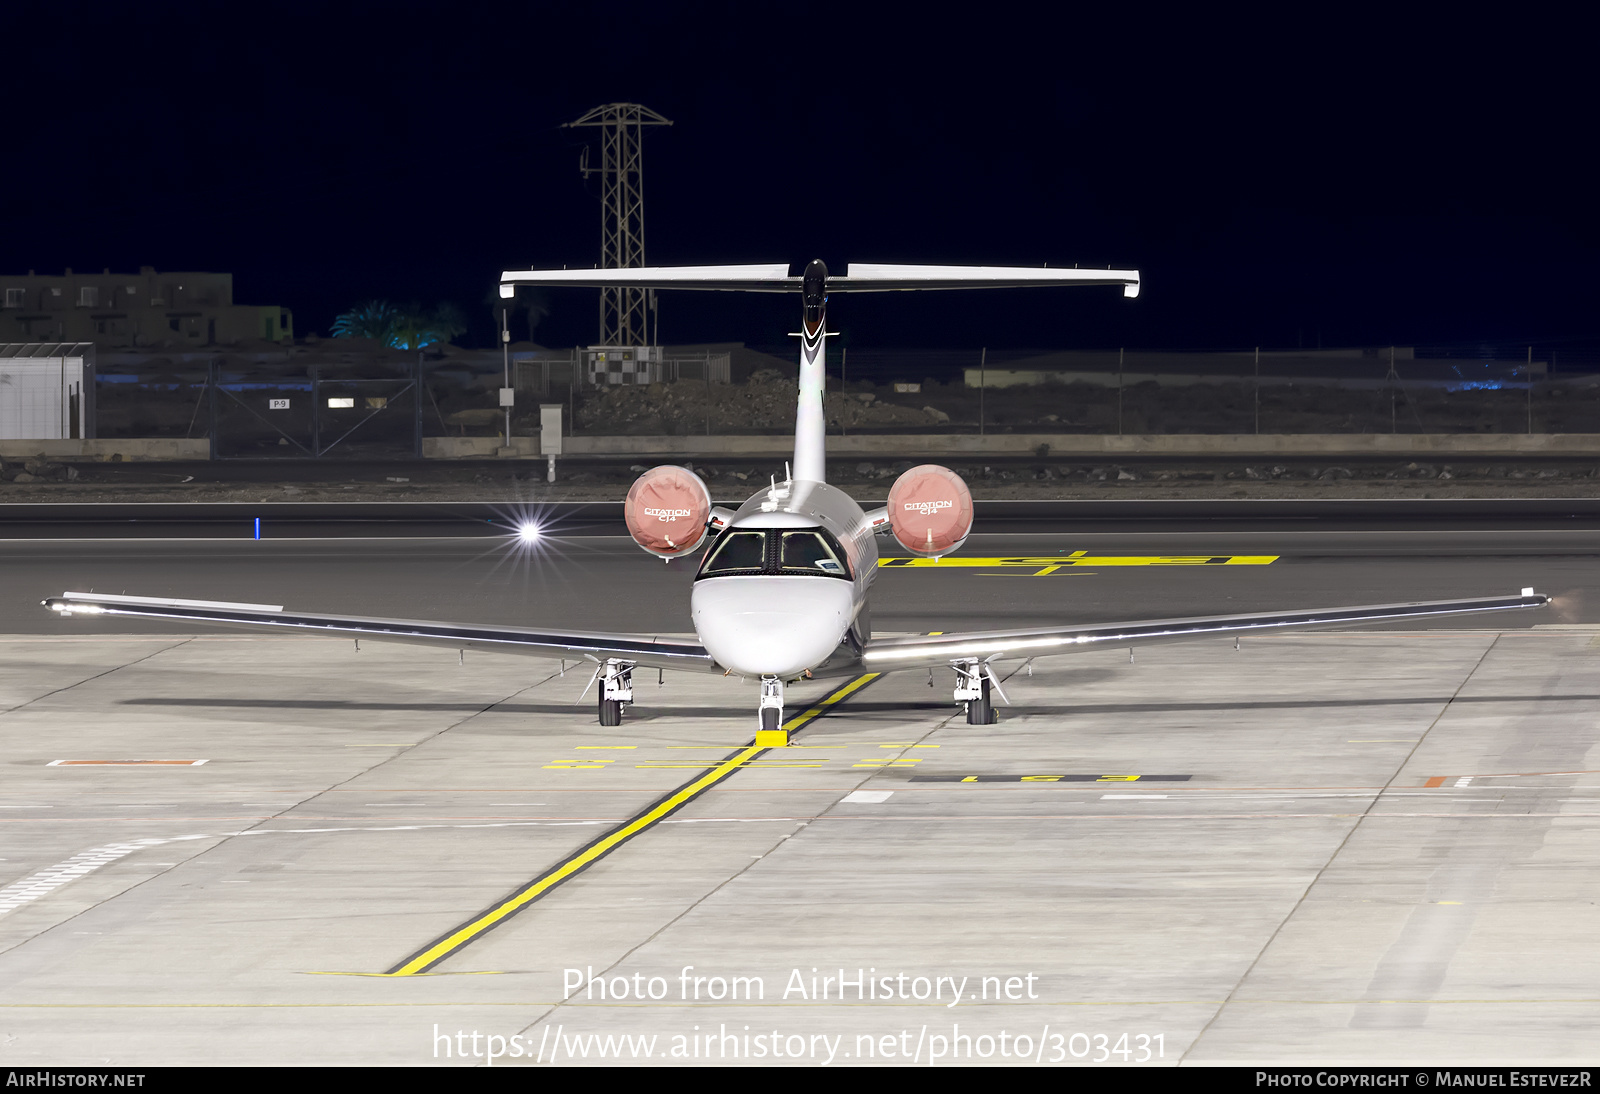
690 479 877 678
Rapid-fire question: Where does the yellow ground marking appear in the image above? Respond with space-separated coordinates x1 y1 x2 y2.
879 554 1277 575
654 745 837 752
575 745 637 750
305 970 505 978
383 672 881 976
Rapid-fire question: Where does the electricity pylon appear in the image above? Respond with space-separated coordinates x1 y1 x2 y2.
564 103 672 346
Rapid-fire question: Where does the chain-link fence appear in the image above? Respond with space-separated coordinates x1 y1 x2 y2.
82 343 1600 445
552 345 1597 437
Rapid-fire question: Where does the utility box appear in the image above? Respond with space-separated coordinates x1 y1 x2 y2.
0 343 96 439
539 405 563 456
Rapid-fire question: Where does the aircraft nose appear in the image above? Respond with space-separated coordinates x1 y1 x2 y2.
691 577 853 677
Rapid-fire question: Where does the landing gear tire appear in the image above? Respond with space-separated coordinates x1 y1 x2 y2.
598 695 623 726
966 676 998 725
760 707 780 733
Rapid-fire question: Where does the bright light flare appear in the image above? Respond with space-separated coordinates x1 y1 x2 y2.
517 523 542 543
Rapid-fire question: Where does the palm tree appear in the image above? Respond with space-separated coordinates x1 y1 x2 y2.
332 301 467 349
330 301 403 344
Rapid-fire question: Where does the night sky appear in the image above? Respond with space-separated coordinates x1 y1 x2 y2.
8 5 1595 357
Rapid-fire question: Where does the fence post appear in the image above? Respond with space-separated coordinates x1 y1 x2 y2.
311 364 321 457
207 359 218 460
978 347 986 435
1527 346 1533 435
1388 347 1397 434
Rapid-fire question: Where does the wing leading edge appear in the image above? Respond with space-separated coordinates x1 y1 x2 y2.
862 591 1548 670
43 593 717 672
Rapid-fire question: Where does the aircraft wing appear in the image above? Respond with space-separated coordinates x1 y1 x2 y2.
838 263 1141 298
861 590 1547 671
42 592 718 673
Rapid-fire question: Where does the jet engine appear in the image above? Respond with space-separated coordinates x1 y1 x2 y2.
886 464 974 557
624 465 713 559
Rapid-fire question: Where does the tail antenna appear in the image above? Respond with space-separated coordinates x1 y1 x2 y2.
785 461 792 483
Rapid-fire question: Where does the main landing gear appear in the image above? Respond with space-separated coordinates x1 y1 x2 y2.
953 659 1002 725
597 659 634 726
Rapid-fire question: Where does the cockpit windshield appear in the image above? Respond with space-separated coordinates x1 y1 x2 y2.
696 527 851 580
780 531 846 575
699 531 767 576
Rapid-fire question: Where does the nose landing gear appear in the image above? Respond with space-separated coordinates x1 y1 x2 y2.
756 675 787 746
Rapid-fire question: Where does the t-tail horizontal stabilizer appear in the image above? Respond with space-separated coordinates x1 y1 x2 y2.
498 262 1140 298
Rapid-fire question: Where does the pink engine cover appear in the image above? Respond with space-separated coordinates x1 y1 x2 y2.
887 464 974 555
624 465 712 557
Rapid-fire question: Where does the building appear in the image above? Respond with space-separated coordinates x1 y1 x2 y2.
0 343 95 439
0 268 291 347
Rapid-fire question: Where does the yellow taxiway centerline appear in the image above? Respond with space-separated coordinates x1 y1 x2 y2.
382 672 881 977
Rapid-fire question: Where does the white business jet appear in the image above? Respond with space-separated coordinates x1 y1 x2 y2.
46 260 1546 734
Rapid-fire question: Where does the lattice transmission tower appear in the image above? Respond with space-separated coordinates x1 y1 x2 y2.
564 103 673 346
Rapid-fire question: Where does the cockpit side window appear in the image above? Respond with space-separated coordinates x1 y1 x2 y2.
699 531 768 575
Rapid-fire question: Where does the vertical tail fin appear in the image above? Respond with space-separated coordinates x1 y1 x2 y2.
793 259 828 482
